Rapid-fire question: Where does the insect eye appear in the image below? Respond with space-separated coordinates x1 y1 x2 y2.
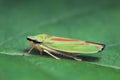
32 40 41 44
27 37 33 41
27 37 41 44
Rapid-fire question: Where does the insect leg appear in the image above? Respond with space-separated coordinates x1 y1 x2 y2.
39 45 82 61
45 49 82 61
56 52 82 61
44 48 82 61
52 51 82 61
72 57 82 61
43 49 61 60
28 46 35 54
38 48 43 55
23 46 35 56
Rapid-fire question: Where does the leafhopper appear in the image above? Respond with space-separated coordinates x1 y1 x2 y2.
26 34 105 61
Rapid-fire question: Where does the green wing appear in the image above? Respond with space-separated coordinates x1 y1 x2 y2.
45 37 105 54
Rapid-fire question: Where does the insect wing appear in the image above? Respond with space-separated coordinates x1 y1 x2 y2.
45 36 105 54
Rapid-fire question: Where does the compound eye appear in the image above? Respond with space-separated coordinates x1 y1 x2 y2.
27 37 33 41
32 40 41 44
27 37 41 44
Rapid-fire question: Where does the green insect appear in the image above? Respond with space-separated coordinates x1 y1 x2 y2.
26 34 105 61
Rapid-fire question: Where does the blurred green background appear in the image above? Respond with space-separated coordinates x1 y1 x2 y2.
0 0 120 80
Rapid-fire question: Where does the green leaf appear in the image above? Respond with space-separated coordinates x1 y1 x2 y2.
0 0 120 80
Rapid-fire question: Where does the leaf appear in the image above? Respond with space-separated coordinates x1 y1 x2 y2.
0 0 120 80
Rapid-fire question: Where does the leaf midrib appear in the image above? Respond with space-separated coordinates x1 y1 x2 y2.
0 52 120 70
